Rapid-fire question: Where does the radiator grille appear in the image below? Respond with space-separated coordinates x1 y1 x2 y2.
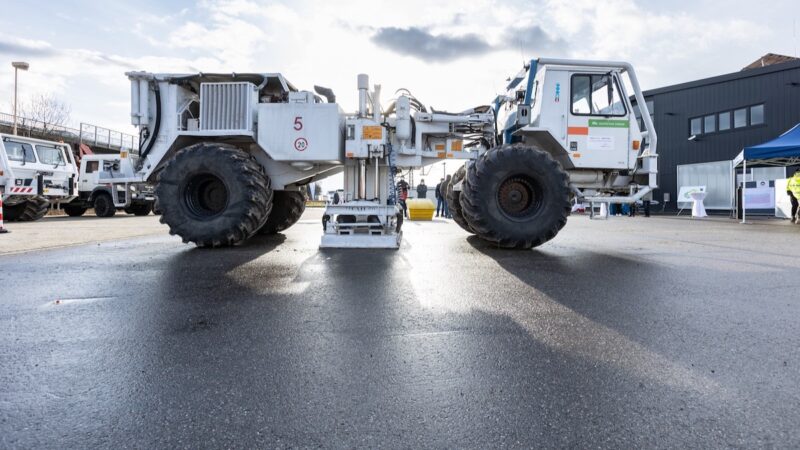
199 82 255 131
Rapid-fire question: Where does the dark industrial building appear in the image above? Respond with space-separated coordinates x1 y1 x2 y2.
637 54 800 211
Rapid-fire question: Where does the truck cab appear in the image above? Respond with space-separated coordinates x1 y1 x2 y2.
498 58 657 201
0 133 78 221
60 154 156 218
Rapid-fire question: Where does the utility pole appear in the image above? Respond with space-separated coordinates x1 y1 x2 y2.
11 61 29 136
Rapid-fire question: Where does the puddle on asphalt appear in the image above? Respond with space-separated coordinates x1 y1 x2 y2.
45 296 116 307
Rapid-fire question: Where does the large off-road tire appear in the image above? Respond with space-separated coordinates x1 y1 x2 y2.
63 204 88 217
125 203 152 216
156 143 272 247
93 192 116 218
446 165 474 234
460 144 571 249
4 197 49 222
258 191 305 235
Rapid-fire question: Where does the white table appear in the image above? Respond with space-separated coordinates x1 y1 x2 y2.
690 192 707 218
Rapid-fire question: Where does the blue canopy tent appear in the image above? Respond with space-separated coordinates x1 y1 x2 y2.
733 124 800 222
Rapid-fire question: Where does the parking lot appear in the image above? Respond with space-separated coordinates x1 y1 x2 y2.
1 211 799 447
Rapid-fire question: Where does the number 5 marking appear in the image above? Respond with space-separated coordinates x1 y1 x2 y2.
294 116 303 131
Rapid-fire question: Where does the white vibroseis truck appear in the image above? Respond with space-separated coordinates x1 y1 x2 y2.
0 134 78 222
124 58 656 249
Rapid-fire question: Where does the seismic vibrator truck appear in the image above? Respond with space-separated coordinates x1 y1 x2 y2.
0 133 78 222
121 57 656 249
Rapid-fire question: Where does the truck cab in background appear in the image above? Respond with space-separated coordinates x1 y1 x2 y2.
0 133 78 222
60 154 155 218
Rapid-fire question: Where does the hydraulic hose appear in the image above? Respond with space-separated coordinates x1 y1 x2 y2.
140 82 161 163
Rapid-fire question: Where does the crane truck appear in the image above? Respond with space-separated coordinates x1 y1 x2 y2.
121 58 656 249
59 153 156 218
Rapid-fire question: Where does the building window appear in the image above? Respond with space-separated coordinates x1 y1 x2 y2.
734 108 747 128
750 104 764 125
704 115 715 133
719 111 731 131
690 117 702 136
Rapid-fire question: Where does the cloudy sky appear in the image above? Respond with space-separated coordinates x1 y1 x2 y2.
1 0 798 134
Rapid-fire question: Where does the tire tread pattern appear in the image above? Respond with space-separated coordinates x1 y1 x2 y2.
446 165 474 234
460 144 571 249
156 143 272 248
258 191 305 234
5 197 49 222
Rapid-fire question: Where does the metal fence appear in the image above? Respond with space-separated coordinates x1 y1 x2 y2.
0 111 138 153
78 123 138 152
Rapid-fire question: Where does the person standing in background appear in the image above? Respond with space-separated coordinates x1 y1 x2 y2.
398 185 409 218
788 171 800 223
397 176 409 194
416 179 428 199
440 174 452 218
435 178 444 217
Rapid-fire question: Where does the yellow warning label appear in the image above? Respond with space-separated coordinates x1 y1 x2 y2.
451 140 463 151
434 143 445 151
362 126 383 140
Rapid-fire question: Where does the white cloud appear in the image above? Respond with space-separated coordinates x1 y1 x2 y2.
0 0 792 137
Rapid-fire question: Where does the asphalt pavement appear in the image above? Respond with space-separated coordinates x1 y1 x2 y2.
1 211 799 448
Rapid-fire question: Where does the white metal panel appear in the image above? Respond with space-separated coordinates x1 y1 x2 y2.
257 103 343 162
677 160 734 210
775 179 792 218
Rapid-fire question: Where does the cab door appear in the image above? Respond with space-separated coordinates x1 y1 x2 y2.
566 73 630 169
33 143 73 196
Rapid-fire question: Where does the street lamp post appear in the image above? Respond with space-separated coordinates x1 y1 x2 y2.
11 61 29 136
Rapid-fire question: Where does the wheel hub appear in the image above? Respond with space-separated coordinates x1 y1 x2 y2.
184 173 229 218
497 176 541 219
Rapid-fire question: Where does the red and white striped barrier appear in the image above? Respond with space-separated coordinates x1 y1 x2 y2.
0 196 8 234
8 186 33 193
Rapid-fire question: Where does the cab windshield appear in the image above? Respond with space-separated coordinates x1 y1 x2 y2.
36 145 66 166
5 140 36 163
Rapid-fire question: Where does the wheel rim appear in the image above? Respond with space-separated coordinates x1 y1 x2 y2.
183 173 229 218
497 175 542 219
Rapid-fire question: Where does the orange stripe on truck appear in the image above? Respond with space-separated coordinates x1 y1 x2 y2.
568 127 589 135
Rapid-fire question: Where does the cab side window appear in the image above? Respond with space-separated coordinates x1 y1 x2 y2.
85 161 99 173
571 74 627 116
571 76 591 115
4 140 36 163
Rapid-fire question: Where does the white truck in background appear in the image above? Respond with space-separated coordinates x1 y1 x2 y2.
60 153 156 217
0 133 78 222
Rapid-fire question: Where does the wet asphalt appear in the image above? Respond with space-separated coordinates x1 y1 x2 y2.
1 212 800 448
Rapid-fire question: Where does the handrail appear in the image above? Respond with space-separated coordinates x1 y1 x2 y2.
0 111 138 152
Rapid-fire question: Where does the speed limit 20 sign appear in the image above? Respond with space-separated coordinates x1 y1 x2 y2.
294 137 308 151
